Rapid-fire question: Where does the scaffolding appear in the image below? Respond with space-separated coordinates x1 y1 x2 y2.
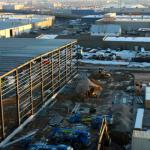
0 40 77 141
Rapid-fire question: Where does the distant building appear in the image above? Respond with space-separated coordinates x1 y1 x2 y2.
104 7 150 15
2 4 24 10
71 9 99 16
81 15 103 24
103 36 150 50
96 14 150 33
52 2 62 9
0 14 55 38
90 24 121 36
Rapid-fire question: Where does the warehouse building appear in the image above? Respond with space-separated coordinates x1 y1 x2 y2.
103 36 150 50
2 4 24 11
91 24 121 36
104 7 150 15
96 14 150 34
0 14 55 38
0 38 77 141
81 15 103 24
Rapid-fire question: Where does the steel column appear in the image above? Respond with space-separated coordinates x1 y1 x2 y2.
29 62 33 115
0 78 5 139
51 54 54 94
15 69 21 126
58 50 61 88
40 58 44 102
70 44 72 76
65 47 68 82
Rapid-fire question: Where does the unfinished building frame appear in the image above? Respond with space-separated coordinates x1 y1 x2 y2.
0 41 77 141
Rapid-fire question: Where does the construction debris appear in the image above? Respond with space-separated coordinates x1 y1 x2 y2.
5 70 135 150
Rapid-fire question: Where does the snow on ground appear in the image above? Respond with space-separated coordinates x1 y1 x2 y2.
128 62 150 68
115 50 136 60
82 50 136 60
79 59 129 66
79 60 150 68
79 49 150 68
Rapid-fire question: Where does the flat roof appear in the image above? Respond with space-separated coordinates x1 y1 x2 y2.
82 15 103 18
0 38 76 76
0 15 54 30
134 108 144 129
0 21 26 30
36 34 58 39
103 36 150 43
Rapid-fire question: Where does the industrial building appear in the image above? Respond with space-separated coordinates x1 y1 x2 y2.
81 15 103 24
104 7 150 15
1 4 24 11
0 38 77 141
103 36 150 50
91 24 121 36
96 14 150 34
0 14 55 38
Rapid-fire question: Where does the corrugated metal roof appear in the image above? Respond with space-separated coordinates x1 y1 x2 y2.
103 37 150 43
0 38 76 76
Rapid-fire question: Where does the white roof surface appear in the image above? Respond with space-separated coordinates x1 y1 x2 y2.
83 15 103 18
134 108 144 129
36 34 58 39
103 37 150 43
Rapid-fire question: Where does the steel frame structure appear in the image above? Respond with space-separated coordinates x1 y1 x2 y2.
0 40 77 140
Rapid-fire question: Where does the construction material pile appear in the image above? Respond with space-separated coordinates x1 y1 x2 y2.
76 75 103 99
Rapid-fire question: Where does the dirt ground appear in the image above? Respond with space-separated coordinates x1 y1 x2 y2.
132 73 150 82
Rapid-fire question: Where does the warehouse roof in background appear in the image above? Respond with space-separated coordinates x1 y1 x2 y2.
0 38 76 76
0 15 55 30
103 36 150 42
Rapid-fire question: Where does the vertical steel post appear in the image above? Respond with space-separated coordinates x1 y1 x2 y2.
40 57 44 102
48 54 52 94
16 69 21 125
65 47 68 82
29 62 33 115
58 49 61 88
51 54 54 94
0 78 5 139
69 44 72 77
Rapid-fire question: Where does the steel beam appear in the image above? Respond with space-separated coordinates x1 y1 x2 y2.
29 62 33 115
40 57 44 102
0 78 5 139
15 69 21 125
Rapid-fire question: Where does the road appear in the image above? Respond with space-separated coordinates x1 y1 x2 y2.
78 65 150 73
